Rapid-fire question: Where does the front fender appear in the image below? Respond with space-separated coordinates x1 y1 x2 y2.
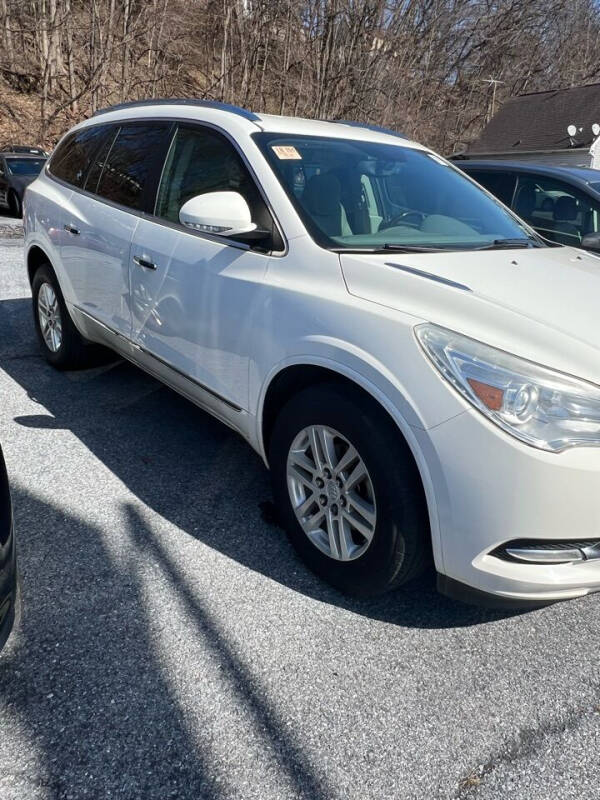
253 345 447 573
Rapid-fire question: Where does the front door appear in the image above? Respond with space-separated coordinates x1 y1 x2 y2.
129 123 277 411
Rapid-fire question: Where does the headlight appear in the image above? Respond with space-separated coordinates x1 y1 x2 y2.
415 323 600 452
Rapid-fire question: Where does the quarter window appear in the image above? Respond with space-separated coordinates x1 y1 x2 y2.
92 123 169 210
48 125 110 188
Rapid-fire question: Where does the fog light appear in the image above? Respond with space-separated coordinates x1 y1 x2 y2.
492 539 600 565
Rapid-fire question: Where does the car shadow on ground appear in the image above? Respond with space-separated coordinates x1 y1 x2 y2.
0 486 335 799
0 296 519 631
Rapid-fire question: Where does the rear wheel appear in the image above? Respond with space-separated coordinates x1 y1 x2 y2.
269 383 430 597
32 264 92 369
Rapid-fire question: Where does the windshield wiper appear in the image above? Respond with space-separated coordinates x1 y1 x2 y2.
332 237 544 254
380 243 445 253
330 244 444 254
475 237 542 250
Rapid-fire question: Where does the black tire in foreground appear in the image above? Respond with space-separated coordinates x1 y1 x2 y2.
269 382 430 597
31 263 93 370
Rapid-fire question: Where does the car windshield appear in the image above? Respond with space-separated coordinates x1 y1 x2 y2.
254 133 540 251
6 157 46 176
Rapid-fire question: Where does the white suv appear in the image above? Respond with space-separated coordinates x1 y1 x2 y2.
24 100 600 607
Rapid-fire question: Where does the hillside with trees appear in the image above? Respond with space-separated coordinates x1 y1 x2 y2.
1 0 600 153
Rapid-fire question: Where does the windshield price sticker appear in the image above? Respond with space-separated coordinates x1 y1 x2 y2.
272 145 302 160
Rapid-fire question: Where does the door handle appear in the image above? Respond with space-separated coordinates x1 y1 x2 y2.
64 224 80 235
133 255 157 270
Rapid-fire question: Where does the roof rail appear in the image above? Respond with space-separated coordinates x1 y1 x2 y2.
93 98 260 122
332 120 408 140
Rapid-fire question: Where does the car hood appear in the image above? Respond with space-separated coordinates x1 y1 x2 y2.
340 246 600 386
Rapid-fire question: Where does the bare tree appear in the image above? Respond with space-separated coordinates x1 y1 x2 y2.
1 0 600 150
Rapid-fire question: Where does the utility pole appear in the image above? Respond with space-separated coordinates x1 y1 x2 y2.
482 78 504 122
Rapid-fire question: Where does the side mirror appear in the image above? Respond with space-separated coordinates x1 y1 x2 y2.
179 191 256 237
581 232 600 252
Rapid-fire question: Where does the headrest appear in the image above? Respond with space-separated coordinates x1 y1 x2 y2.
541 197 555 212
302 173 342 217
555 195 577 221
514 185 536 217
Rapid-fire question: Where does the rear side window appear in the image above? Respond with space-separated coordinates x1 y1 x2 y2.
84 127 118 193
49 125 110 188
467 170 516 207
92 123 169 210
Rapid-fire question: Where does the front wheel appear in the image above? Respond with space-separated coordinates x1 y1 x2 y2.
269 383 430 597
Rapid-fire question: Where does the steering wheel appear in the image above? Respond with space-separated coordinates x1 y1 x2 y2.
379 210 425 231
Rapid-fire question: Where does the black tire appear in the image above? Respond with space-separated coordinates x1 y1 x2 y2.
269 383 430 597
7 190 21 218
12 567 22 637
31 263 92 369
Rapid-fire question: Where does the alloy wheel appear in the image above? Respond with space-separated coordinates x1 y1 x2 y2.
286 425 377 561
37 282 62 353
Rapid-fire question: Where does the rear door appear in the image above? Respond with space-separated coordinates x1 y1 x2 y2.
60 121 170 338
50 124 113 308
129 122 278 411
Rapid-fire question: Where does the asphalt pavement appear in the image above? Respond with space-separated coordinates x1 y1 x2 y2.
0 212 23 239
1 234 599 799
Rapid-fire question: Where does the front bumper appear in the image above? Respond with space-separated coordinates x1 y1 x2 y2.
414 407 600 606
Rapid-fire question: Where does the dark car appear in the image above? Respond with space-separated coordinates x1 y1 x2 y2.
0 145 49 157
0 152 47 217
457 160 600 253
0 444 17 653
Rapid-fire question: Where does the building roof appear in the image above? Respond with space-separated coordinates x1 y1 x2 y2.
467 83 600 155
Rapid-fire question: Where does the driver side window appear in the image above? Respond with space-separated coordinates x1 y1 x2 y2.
155 125 272 237
512 174 600 246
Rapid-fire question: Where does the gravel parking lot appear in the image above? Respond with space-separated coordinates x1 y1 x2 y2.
1 235 599 800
